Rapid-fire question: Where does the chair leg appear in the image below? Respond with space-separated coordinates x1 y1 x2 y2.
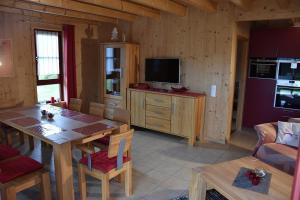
19 132 25 145
78 164 87 200
41 172 51 200
125 162 133 197
6 134 13 146
28 136 34 150
101 174 110 200
2 186 17 200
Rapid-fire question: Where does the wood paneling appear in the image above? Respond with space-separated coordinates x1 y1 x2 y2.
0 11 116 109
131 0 300 143
129 0 187 16
131 4 236 143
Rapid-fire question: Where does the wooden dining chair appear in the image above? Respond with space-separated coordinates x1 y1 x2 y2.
89 102 105 117
0 102 34 149
78 129 134 200
0 156 51 200
0 144 20 161
112 108 131 126
92 108 131 152
69 98 82 112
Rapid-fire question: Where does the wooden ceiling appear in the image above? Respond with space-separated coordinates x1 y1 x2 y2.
0 0 293 23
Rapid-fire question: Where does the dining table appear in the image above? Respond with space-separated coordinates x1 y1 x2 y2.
0 104 123 200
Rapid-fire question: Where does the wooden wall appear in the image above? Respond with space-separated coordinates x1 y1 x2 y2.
0 11 126 110
131 0 300 143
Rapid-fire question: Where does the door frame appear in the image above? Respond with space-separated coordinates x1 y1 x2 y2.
235 37 249 132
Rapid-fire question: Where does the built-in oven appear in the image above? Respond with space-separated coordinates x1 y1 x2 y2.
277 59 300 81
249 58 277 79
274 85 300 110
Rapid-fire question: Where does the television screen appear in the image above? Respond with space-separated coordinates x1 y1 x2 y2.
145 58 180 83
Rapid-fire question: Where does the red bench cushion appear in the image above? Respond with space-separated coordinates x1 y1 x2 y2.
80 150 130 173
0 156 43 183
0 144 20 161
95 135 110 146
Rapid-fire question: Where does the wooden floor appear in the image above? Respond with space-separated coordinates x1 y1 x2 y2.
11 129 251 200
229 128 258 151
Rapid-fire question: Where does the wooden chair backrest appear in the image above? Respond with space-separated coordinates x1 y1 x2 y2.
89 102 105 117
112 108 130 125
69 98 82 112
112 124 129 134
108 129 133 158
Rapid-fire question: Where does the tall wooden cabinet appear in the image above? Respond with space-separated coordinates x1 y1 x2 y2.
100 42 139 119
127 88 206 145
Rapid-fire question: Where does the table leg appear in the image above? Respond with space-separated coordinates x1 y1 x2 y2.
189 169 207 200
53 142 75 200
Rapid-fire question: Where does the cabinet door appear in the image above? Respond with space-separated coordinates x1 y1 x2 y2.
130 91 145 127
171 96 195 137
249 29 279 58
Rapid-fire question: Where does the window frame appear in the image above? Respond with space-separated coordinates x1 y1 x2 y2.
34 29 64 101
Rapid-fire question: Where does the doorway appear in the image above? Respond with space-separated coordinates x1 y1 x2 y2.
229 36 258 150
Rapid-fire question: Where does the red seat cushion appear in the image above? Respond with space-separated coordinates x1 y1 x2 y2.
95 135 110 146
80 150 130 173
0 156 43 183
0 144 20 161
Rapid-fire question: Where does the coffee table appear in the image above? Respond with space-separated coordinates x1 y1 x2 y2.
189 156 293 200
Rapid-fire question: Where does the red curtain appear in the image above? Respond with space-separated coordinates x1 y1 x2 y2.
63 24 77 105
292 145 300 200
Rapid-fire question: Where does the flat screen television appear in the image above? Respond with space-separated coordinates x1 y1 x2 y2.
145 58 180 83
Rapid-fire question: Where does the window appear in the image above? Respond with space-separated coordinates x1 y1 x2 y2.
35 30 63 103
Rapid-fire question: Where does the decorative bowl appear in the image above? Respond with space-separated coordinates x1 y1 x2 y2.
41 110 47 116
171 86 189 92
47 112 54 120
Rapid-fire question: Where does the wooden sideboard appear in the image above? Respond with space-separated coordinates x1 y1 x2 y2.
127 88 206 145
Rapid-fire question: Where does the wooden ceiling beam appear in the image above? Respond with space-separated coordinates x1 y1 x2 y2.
73 0 160 20
0 0 117 23
22 0 137 21
229 0 252 10
276 0 291 9
179 0 217 12
128 0 187 16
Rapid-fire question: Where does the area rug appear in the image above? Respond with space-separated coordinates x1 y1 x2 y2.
171 189 228 200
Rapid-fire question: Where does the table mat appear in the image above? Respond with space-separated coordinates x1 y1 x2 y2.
10 117 40 127
232 167 272 194
73 123 113 136
27 124 65 137
0 112 24 120
60 110 81 118
70 114 103 123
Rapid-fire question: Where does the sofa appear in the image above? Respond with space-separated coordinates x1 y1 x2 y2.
254 120 298 175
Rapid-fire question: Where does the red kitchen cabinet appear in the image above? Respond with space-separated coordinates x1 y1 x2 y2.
278 28 300 58
250 27 300 58
249 29 280 58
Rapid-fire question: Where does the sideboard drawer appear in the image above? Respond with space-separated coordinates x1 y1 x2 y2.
146 105 171 120
146 117 171 133
104 98 122 108
146 93 171 108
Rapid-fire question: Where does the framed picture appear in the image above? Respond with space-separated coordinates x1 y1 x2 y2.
0 39 14 77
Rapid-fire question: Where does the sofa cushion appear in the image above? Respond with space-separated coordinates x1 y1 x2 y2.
256 143 297 175
276 121 300 148
0 156 43 183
